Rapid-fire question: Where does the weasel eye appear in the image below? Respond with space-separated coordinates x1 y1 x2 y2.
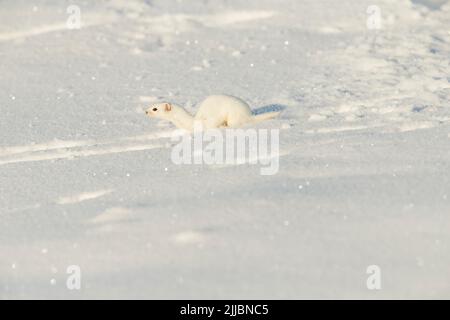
152 108 158 111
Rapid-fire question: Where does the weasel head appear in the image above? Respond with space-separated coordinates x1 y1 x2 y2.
145 103 174 120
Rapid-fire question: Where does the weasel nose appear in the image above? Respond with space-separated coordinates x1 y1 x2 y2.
145 110 148 115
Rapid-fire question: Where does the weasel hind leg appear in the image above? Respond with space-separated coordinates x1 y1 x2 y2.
202 118 225 129
226 115 251 128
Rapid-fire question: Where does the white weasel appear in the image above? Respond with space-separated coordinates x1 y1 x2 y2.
145 94 280 131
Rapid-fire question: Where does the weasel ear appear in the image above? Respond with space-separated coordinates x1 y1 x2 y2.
165 103 172 112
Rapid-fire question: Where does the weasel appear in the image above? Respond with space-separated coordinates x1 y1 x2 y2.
145 94 280 131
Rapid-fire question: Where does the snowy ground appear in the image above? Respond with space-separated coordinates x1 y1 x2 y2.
1 0 449 299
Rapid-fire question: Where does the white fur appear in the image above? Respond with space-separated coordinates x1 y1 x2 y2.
145 94 279 131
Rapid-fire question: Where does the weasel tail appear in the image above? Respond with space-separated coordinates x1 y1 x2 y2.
252 111 281 123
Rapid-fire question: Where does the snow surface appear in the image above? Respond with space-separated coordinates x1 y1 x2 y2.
1 0 450 299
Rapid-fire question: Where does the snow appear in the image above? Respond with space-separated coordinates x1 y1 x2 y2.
1 0 450 299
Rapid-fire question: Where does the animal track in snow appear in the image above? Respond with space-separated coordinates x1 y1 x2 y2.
0 23 70 42
114 10 276 52
0 130 180 166
0 14 115 42
89 207 133 224
57 189 113 205
172 230 207 245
